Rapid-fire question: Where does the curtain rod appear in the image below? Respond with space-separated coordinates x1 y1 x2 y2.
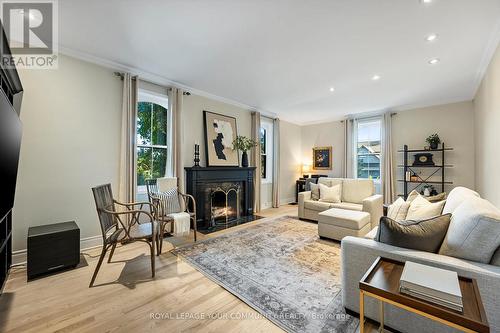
114 72 191 95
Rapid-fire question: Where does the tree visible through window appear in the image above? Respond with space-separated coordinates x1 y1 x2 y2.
136 101 168 189
260 127 267 179
355 118 381 181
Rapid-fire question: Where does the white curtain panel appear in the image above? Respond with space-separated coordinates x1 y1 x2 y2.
251 111 261 213
118 73 138 204
272 118 280 208
343 119 354 178
382 112 395 204
168 88 184 193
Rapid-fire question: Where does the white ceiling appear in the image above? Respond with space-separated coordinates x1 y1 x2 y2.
58 0 500 124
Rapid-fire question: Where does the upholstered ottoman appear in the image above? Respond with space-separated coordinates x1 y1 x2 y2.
318 208 371 241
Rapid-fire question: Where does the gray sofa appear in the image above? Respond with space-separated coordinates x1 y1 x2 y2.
298 177 383 229
341 187 500 333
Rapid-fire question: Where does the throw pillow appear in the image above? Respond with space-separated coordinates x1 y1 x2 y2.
439 196 500 263
376 214 452 253
406 195 445 220
318 183 341 203
406 190 420 203
155 188 181 215
310 183 320 201
387 197 410 222
427 192 447 203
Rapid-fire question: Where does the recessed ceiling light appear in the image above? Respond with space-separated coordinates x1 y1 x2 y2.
329 87 335 92
420 0 433 4
428 58 440 65
372 75 381 81
426 33 438 42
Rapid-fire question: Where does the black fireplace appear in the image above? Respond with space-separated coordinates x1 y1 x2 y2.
185 167 256 230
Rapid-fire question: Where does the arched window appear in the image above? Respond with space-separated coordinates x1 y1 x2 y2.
136 91 169 198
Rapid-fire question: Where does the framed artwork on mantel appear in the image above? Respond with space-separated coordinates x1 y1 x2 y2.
203 111 239 166
313 146 332 170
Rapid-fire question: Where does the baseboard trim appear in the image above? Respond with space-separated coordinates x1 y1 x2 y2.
12 235 103 265
279 197 295 206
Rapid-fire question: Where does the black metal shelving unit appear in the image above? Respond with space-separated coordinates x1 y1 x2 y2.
397 143 453 199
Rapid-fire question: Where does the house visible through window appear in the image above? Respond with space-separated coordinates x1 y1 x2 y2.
136 91 169 198
354 117 382 193
260 127 267 179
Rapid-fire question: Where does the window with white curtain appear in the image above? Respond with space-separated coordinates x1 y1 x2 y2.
136 90 170 198
353 117 382 194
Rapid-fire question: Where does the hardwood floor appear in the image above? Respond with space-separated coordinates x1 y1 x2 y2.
0 205 377 333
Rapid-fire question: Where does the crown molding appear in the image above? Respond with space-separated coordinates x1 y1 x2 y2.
471 17 500 98
58 46 278 119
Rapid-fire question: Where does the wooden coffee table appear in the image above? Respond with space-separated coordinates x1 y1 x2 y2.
359 257 489 333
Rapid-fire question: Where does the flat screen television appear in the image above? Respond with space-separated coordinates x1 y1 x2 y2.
0 88 22 221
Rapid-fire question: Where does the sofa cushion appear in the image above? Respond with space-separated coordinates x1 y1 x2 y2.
406 190 420 203
364 226 379 239
318 208 370 230
376 214 451 253
387 197 411 221
331 202 363 211
491 247 500 267
318 177 343 189
406 195 445 220
342 179 374 204
310 183 320 201
439 196 500 263
304 200 332 212
443 186 480 214
318 183 341 203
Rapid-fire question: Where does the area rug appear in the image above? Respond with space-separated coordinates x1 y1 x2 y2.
173 216 359 333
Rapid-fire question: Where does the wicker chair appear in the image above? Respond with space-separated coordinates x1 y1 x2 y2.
146 178 197 254
89 184 157 287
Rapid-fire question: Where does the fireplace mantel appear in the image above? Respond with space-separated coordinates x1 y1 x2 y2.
185 167 256 229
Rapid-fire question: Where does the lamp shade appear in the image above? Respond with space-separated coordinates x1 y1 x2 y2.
302 164 311 173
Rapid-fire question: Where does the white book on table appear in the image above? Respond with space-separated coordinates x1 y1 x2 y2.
400 261 463 307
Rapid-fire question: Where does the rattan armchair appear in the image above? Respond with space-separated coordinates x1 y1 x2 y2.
146 178 197 255
90 184 157 287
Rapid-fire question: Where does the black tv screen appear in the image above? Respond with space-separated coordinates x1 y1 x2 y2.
0 89 22 220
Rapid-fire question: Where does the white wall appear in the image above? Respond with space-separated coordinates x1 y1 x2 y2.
14 55 122 251
474 44 500 208
279 120 302 204
300 120 344 177
392 102 475 196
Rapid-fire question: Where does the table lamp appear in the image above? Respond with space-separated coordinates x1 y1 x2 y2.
302 164 311 178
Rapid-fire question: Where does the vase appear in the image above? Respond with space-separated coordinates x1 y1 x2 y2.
241 151 249 167
430 142 439 150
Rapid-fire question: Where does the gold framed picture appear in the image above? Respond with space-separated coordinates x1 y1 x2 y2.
313 146 332 170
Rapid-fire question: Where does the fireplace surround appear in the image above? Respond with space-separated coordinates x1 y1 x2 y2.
185 167 256 230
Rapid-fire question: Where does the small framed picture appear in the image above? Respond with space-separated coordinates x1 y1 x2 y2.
313 146 332 170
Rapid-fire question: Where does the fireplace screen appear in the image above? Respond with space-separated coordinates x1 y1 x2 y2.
210 184 240 226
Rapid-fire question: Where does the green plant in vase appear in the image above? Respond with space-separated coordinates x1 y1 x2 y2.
426 133 441 150
232 136 258 167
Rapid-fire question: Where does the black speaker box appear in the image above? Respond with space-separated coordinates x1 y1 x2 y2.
27 221 80 280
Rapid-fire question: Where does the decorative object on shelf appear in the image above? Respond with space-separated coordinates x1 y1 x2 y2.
413 153 435 166
312 146 332 170
193 142 200 167
232 135 258 168
410 172 419 182
203 111 239 166
426 133 441 150
302 163 312 178
422 184 432 197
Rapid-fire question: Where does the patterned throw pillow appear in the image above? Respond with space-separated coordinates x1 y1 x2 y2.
155 188 181 215
387 197 411 222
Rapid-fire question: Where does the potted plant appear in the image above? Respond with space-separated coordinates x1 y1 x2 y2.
232 136 258 167
426 133 441 150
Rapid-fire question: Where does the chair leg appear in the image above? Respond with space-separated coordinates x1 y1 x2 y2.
89 245 108 288
156 224 163 256
107 243 117 263
149 242 155 278
193 217 197 242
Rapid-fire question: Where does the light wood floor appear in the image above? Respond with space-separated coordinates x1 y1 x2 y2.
0 205 377 333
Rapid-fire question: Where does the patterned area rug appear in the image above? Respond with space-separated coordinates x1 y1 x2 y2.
173 216 359 333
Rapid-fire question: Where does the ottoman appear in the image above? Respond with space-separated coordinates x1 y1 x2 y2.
318 208 371 241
